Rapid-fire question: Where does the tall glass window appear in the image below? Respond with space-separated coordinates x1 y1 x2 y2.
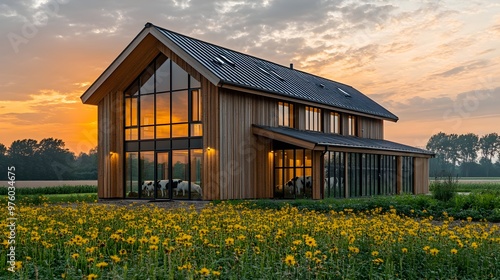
305 106 322 131
330 112 340 134
124 53 203 200
348 115 357 136
278 102 294 127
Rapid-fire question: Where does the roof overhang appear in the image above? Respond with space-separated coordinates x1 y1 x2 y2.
252 125 434 158
80 24 221 105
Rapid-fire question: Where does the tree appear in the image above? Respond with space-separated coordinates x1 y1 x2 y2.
0 143 7 180
73 147 98 179
8 139 41 179
426 132 456 175
456 133 479 164
37 138 75 180
479 133 499 162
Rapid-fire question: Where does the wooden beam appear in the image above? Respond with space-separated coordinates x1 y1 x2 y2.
396 156 402 194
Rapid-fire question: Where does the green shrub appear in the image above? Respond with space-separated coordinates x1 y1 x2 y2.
430 176 457 202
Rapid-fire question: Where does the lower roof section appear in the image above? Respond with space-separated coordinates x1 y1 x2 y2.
252 125 434 158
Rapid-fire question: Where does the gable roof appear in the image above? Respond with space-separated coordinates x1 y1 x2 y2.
81 22 398 121
252 125 434 157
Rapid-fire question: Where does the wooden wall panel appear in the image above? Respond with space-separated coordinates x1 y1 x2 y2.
413 157 430 194
359 117 384 139
97 91 123 199
202 79 220 200
218 89 276 199
312 151 322 199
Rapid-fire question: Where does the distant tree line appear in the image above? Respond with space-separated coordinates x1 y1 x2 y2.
0 138 97 180
426 132 500 177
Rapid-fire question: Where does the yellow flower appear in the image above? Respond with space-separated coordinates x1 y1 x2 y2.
87 273 98 280
199 267 210 276
225 237 234 246
126 237 136 245
87 258 95 263
429 248 439 256
71 253 79 260
401 248 408 254
14 261 22 270
149 235 160 245
212 270 221 276
96 262 108 269
149 245 159 251
292 240 302 245
471 242 478 249
119 249 127 255
237 235 246 241
372 258 384 265
110 255 121 263
451 248 458 255
305 251 313 259
371 251 379 257
284 255 296 266
348 246 359 254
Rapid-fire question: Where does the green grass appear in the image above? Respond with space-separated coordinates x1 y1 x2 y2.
11 193 98 205
453 183 500 192
0 185 97 195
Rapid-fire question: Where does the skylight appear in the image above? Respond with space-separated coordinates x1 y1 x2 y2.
338 87 351 97
270 71 285 81
218 54 235 66
213 56 225 65
258 67 270 75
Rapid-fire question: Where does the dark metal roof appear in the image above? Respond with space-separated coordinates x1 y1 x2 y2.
253 125 434 156
152 24 399 121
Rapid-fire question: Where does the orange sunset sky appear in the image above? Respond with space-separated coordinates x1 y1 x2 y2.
1 0 499 155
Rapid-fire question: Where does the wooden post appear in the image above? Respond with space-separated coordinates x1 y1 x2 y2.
344 152 349 198
396 156 402 194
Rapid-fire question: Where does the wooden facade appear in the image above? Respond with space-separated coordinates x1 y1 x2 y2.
82 24 433 201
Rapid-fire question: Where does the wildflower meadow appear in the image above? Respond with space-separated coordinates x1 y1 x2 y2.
1 201 500 279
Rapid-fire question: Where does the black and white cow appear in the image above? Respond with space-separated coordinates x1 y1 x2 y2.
285 176 312 195
156 179 183 197
324 177 344 194
176 181 202 196
141 181 155 196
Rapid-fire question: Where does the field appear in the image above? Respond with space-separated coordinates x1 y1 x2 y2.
1 201 499 279
1 182 499 279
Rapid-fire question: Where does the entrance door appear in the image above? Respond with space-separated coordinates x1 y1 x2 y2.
156 152 170 199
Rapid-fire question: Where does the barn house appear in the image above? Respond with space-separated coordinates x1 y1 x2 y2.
81 22 434 200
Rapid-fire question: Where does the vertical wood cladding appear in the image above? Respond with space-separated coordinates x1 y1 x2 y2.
97 91 124 198
358 117 384 139
202 79 220 200
219 88 276 199
413 157 430 194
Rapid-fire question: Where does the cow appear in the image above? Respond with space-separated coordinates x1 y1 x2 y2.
156 179 183 197
324 177 344 195
141 181 155 196
175 181 203 197
284 176 312 195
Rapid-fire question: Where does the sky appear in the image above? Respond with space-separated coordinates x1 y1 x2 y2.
0 0 499 155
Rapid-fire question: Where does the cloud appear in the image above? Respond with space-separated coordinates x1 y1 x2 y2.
431 60 490 78
382 87 500 123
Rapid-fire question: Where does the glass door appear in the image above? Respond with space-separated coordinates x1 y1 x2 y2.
156 152 170 199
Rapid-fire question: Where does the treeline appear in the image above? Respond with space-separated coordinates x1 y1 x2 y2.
0 138 97 180
426 132 500 177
